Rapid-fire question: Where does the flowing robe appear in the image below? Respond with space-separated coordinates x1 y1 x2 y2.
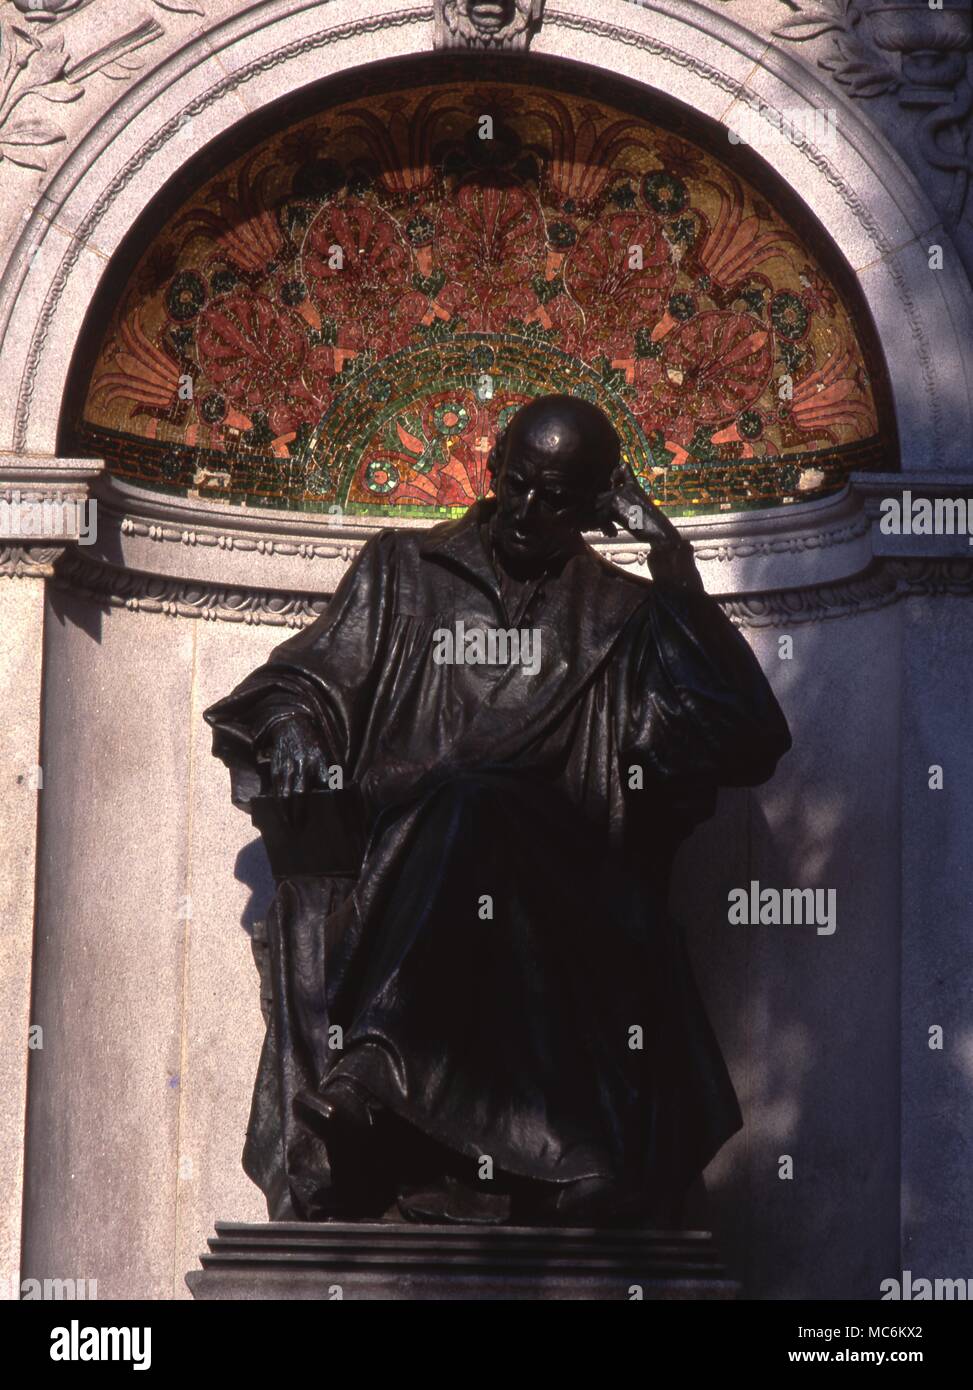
204 498 791 1219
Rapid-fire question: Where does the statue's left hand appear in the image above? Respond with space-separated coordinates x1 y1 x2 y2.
260 713 332 797
595 464 703 591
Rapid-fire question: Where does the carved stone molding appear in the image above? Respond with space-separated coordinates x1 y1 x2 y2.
117 514 354 564
722 563 900 627
104 492 867 566
0 544 64 578
11 458 970 606
50 548 328 626
0 454 102 551
73 469 879 598
45 544 972 629
885 556 973 595
551 6 753 107
723 558 973 627
434 0 544 50
609 513 871 569
0 453 102 483
0 1 205 179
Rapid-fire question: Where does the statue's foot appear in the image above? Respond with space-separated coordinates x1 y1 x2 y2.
293 1076 379 1136
291 1079 395 1219
519 1174 627 1226
397 1173 511 1225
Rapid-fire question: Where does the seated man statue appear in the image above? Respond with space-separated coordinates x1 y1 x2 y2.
204 394 791 1227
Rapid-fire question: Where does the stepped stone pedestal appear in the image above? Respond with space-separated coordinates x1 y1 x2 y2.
186 1221 739 1300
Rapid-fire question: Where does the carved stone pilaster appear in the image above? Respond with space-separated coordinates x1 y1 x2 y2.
0 455 103 576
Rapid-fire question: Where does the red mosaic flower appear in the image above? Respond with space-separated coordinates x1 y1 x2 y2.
535 93 652 210
196 293 326 434
175 153 282 275
435 175 545 331
697 176 799 291
662 311 773 423
564 213 673 357
791 346 874 441
302 200 422 352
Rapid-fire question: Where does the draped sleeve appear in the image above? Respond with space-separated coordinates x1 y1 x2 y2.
203 530 397 809
614 581 792 790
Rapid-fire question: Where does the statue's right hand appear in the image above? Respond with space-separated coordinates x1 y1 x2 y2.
261 714 331 797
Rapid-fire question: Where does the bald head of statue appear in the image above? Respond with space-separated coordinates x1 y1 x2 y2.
487 394 621 575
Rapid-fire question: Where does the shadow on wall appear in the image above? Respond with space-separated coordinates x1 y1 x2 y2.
233 835 277 1019
671 615 903 1300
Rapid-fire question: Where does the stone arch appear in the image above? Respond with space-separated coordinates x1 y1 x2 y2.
0 0 968 479
57 49 895 525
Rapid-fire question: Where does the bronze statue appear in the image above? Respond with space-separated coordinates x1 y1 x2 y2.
205 394 791 1226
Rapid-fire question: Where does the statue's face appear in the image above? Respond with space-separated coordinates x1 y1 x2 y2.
492 413 596 573
469 2 516 34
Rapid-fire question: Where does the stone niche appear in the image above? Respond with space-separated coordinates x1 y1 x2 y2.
3 0 971 1303
66 53 896 523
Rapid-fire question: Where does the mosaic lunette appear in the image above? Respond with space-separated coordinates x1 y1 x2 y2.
79 82 886 517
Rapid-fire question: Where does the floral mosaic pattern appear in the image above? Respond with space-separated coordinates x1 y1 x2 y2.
78 81 888 516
